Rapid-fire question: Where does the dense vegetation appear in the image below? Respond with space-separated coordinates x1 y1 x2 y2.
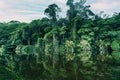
0 0 120 80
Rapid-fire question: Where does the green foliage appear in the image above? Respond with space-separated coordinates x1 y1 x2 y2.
112 51 120 62
44 4 61 22
21 45 35 54
111 40 120 50
0 0 120 80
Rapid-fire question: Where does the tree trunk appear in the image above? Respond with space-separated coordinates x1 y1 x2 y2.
52 34 59 68
73 21 77 42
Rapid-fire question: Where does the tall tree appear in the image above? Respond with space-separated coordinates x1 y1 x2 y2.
44 4 61 80
44 4 61 22
66 0 76 22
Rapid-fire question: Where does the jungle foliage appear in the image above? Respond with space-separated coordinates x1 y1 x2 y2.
0 0 120 80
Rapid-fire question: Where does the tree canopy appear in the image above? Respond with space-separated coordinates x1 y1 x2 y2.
0 0 120 80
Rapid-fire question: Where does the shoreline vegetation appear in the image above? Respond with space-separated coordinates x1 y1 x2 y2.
0 0 120 80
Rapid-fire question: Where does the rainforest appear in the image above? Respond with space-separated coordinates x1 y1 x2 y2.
0 0 120 80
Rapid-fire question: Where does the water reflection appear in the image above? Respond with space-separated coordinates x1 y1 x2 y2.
112 51 120 61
